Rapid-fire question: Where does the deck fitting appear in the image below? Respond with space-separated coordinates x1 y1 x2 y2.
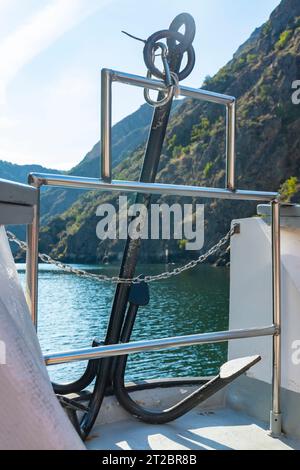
270 411 282 438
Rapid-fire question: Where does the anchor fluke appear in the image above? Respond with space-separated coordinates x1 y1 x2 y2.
220 355 261 380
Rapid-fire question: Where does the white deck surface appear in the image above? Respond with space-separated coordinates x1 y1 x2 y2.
86 408 300 450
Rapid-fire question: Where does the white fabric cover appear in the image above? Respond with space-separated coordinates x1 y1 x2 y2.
0 226 85 450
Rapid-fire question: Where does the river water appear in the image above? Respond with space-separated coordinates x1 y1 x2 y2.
17 263 229 383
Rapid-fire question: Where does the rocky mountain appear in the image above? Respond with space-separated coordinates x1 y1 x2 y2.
17 0 300 264
0 160 60 183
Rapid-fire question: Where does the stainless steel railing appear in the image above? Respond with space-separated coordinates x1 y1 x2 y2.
100 69 236 188
28 173 277 202
44 326 277 366
25 69 282 436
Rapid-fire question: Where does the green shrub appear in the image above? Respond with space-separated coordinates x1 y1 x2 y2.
247 53 257 64
172 145 184 159
178 239 187 250
191 117 210 142
275 30 293 49
279 177 299 202
203 162 214 178
232 56 246 72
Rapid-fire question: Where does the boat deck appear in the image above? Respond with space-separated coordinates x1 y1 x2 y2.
86 407 300 450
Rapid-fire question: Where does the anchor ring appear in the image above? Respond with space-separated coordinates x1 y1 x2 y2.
143 30 195 81
167 12 196 55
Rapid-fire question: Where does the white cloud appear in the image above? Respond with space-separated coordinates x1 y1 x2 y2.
0 115 17 130
0 0 110 104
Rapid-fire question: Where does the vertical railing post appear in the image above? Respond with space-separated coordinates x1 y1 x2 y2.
270 199 282 436
101 68 112 182
226 100 236 191
25 177 40 330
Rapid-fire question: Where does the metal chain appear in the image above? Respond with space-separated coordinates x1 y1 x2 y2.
6 228 234 285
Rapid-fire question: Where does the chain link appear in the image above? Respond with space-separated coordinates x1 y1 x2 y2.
6 228 234 285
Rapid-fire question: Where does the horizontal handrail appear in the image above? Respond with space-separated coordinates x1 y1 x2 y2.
109 69 236 105
29 173 278 202
44 325 276 366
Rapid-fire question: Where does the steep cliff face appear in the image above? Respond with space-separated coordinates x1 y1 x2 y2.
40 0 300 264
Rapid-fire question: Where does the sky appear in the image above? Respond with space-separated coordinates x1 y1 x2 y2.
0 0 281 170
